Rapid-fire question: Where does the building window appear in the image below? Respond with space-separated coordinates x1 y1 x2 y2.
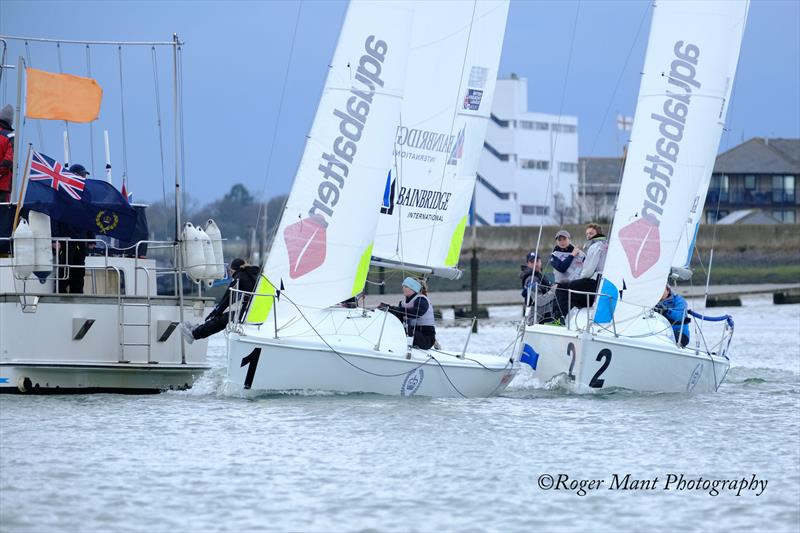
494 212 511 224
520 159 549 170
535 121 549 130
521 205 550 215
559 162 577 173
709 174 729 203
772 175 796 203
773 210 796 223
552 123 576 133
744 175 756 190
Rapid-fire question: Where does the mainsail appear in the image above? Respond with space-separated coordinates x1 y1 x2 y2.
371 0 510 278
246 0 413 323
595 0 749 326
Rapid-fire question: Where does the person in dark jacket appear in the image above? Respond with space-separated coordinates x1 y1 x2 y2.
550 229 584 319
655 285 690 347
181 258 260 343
379 277 436 350
0 104 15 203
53 164 94 294
520 252 551 303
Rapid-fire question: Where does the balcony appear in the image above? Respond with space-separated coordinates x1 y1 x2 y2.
706 188 797 207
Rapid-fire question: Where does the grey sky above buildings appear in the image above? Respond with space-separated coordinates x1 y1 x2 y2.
1 0 798 205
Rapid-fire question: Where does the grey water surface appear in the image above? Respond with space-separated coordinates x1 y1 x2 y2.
1 295 798 532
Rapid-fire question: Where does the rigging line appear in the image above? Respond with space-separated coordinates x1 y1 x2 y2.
532 0 582 286
255 0 304 250
56 42 72 162
117 46 129 191
151 46 168 205
424 0 478 268
586 0 652 158
178 45 188 213
23 42 45 153
1 39 7 105
85 45 96 177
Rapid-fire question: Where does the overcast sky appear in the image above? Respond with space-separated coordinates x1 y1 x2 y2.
1 0 798 205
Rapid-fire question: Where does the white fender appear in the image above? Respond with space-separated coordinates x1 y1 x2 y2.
29 211 53 282
12 218 35 279
181 222 206 282
204 219 225 280
196 226 216 280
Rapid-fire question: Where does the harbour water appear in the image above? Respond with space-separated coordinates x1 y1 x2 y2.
1 295 798 532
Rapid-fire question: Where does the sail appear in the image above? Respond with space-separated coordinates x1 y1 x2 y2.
595 0 749 326
246 0 413 322
671 2 749 272
371 0 509 276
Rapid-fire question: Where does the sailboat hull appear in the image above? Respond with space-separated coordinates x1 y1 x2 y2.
523 322 730 394
224 308 519 398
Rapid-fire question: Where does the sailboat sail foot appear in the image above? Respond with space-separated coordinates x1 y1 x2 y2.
596 0 749 325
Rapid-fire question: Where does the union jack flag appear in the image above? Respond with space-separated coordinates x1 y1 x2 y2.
29 150 86 201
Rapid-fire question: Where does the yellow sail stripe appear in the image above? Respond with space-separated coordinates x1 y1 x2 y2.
445 215 468 267
244 274 276 324
352 243 373 297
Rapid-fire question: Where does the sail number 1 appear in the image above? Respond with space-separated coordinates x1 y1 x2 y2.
240 348 262 389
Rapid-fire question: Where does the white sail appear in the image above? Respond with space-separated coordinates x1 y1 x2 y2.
595 0 749 326
671 2 749 272
371 0 509 277
246 0 413 323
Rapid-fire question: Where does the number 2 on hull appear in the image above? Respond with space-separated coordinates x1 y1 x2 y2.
589 349 612 389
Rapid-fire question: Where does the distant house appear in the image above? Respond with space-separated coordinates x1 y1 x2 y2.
709 138 799 223
578 137 799 224
716 209 782 225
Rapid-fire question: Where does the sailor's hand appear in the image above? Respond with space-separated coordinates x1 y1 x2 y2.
377 302 389 310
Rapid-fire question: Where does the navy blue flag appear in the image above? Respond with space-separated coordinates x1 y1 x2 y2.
25 150 137 241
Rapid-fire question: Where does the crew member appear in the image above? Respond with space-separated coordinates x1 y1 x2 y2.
181 258 260 343
655 285 691 347
0 104 14 203
380 277 436 350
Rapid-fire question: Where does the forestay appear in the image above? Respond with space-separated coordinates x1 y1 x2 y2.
595 0 749 326
245 0 413 323
371 0 509 277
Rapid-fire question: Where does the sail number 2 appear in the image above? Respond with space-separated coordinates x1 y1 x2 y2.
565 344 613 388
240 348 262 389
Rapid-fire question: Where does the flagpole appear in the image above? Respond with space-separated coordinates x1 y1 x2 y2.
104 130 112 183
12 143 33 233
173 33 186 364
11 56 23 202
63 131 70 167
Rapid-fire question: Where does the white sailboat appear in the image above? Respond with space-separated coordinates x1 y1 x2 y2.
523 0 749 394
224 0 519 397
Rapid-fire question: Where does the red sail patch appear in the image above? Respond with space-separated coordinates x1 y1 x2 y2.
284 216 327 279
618 217 660 278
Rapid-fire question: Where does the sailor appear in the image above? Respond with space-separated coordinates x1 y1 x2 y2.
555 222 608 318
655 285 691 347
379 277 436 350
0 104 14 203
181 258 260 343
520 252 551 302
550 229 584 319
53 164 94 294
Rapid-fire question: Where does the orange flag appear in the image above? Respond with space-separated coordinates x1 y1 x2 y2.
25 67 102 123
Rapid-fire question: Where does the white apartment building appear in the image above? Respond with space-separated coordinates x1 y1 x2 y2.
476 75 579 226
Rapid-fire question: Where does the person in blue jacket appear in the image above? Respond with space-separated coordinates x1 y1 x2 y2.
655 285 690 347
